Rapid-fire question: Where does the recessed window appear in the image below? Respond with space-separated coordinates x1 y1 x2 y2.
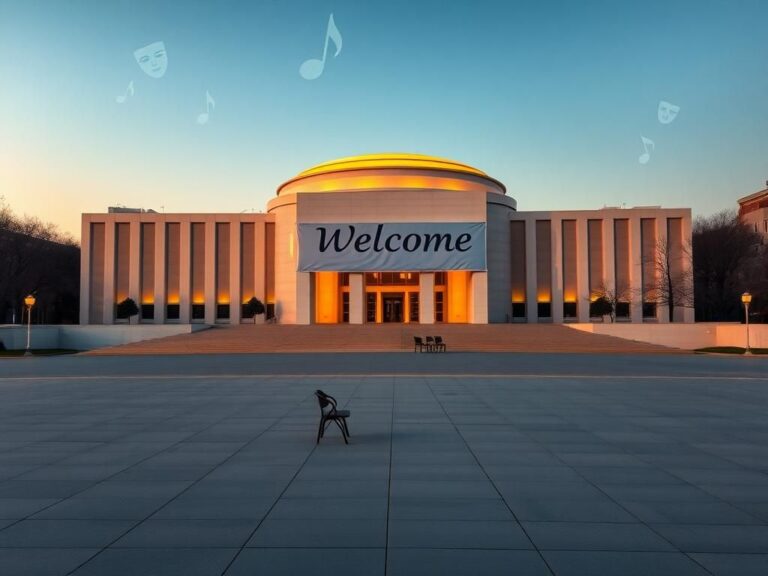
409 293 419 322
216 304 230 319
141 304 154 321
512 303 526 318
342 292 350 323
537 302 551 318
435 291 444 323
191 304 205 320
642 302 657 319
616 302 630 319
366 293 376 322
166 304 180 320
563 302 577 318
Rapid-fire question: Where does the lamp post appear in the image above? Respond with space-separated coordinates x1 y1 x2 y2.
24 294 36 357
741 292 752 356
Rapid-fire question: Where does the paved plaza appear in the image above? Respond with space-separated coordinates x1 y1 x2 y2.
1 353 767 575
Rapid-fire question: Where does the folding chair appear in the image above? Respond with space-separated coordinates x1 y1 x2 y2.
315 390 351 444
414 336 428 352
434 336 446 352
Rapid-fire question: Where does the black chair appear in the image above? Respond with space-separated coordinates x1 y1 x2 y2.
315 390 351 444
414 336 428 352
426 336 436 352
434 336 446 352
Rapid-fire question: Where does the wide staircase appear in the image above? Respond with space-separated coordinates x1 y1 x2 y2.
85 323 682 355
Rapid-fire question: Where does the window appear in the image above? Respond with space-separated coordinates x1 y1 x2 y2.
365 272 419 286
266 303 275 320
434 272 446 286
166 304 180 320
216 304 230 319
409 293 419 322
615 302 630 319
563 302 577 319
141 304 154 321
340 273 349 287
191 304 205 320
537 302 551 318
342 292 350 323
642 302 657 319
366 293 377 322
435 291 444 322
512 302 526 318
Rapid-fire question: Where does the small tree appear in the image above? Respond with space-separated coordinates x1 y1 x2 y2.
589 296 613 321
116 298 139 324
589 282 631 323
242 297 265 323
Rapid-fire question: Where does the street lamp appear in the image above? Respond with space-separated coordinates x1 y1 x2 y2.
741 292 752 355
24 294 36 357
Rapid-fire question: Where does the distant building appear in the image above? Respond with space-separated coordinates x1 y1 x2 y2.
81 153 694 325
738 182 768 236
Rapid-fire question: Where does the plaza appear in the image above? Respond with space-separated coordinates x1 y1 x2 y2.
1 352 767 575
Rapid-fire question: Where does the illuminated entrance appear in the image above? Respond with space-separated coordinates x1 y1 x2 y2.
315 271 469 324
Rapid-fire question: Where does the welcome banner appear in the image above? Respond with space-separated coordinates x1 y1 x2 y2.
298 222 487 272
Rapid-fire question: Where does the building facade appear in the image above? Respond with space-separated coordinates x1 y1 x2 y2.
80 153 694 325
738 182 768 237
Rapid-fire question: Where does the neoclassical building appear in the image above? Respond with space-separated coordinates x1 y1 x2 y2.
80 153 694 325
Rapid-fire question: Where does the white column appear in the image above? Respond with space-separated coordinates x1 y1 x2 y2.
656 218 669 324
179 220 191 324
525 217 538 323
296 271 312 324
349 273 364 324
229 220 241 324
551 218 564 323
469 272 488 324
576 217 590 322
79 217 91 325
204 220 216 324
154 221 166 324
102 219 115 324
419 273 435 324
630 215 643 323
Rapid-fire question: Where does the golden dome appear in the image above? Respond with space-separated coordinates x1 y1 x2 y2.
278 153 505 195
297 153 489 178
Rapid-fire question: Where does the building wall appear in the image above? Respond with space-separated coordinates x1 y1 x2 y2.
82 205 694 325
80 213 272 325
509 207 694 324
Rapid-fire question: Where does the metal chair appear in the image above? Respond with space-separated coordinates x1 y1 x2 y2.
315 390 351 444
426 336 436 352
434 336 446 352
414 336 428 352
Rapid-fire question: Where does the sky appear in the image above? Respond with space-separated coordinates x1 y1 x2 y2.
1 0 766 239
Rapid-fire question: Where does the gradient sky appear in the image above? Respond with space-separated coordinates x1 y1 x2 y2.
1 0 766 239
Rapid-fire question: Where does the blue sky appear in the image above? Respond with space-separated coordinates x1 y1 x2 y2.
1 0 766 237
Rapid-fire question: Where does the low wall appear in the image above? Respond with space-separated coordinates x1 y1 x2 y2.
567 322 764 350
0 324 208 351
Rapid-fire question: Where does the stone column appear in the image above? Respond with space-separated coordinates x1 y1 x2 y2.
204 220 216 324
656 217 669 324
229 219 241 324
79 217 91 325
551 218 564 323
349 273 364 324
419 273 435 324
576 217 590 322
630 215 643 323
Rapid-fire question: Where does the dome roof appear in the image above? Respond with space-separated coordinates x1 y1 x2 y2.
277 153 505 195
297 153 489 179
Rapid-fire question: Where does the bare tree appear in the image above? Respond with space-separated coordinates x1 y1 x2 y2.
644 237 694 323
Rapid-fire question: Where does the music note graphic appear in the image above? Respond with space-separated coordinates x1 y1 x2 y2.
638 136 655 164
299 13 343 80
115 81 134 104
196 91 215 125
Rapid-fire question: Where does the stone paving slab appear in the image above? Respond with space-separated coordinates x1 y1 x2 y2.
0 353 767 575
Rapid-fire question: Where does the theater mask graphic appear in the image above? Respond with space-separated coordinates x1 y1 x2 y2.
134 41 168 79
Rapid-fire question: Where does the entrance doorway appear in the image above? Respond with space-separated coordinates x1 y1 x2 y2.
382 293 404 323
